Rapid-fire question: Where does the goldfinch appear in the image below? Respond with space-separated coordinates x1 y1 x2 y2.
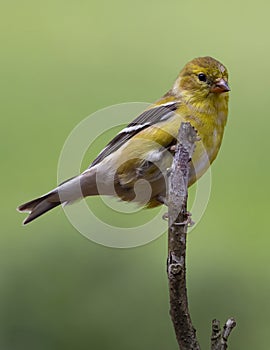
18 56 230 224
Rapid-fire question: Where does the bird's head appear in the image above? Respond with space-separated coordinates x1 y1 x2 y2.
173 56 230 103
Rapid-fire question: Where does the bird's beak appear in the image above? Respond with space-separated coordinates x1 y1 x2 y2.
211 79 230 94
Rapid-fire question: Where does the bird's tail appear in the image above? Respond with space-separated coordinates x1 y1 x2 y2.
17 169 98 225
17 191 61 225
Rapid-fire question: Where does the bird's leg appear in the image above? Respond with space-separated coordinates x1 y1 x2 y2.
157 195 168 206
156 195 169 221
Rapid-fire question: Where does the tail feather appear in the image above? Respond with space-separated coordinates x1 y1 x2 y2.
17 169 99 225
17 191 61 225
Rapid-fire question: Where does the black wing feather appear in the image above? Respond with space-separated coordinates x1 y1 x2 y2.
90 102 179 167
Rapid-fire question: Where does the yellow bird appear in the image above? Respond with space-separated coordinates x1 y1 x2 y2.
18 56 230 224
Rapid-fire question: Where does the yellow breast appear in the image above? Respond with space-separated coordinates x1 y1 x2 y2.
110 93 228 206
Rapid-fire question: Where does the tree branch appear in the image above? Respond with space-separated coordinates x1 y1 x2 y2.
211 318 237 350
167 122 236 350
167 122 200 350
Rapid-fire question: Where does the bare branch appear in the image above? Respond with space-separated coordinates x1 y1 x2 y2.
167 122 236 350
211 318 236 350
221 318 237 350
211 319 222 350
167 122 200 350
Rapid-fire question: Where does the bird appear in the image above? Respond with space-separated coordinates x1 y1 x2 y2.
17 56 230 225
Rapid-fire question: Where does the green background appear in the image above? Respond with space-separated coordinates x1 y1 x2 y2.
1 0 269 349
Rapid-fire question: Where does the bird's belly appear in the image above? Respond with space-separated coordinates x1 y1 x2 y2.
94 128 222 205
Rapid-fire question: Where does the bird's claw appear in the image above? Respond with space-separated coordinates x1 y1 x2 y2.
174 211 195 227
170 145 177 153
162 211 194 227
162 212 168 221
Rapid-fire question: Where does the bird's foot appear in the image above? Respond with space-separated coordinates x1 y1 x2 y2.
174 211 195 227
162 212 168 221
170 145 177 153
162 211 194 227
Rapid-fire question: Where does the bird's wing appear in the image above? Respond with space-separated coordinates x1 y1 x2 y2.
89 101 180 167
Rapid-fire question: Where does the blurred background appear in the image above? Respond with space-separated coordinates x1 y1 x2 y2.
1 0 269 349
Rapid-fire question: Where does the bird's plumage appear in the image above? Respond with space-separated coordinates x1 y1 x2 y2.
17 56 230 224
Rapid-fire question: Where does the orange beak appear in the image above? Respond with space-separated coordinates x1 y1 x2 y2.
211 79 230 94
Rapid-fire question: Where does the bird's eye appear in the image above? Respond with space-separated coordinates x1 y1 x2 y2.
198 73 207 82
